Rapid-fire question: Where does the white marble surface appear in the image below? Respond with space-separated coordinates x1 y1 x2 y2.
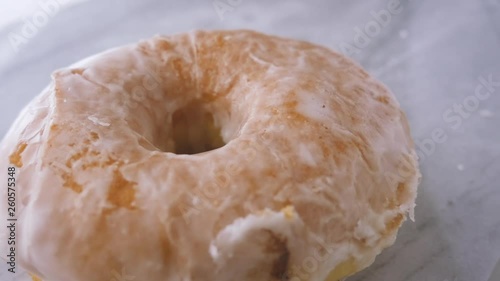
0 0 499 280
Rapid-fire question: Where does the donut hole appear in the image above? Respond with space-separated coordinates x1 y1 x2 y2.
170 101 226 154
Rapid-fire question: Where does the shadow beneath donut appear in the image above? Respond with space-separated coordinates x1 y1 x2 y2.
348 175 461 281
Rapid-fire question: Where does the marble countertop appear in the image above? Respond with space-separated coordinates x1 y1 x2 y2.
0 0 499 280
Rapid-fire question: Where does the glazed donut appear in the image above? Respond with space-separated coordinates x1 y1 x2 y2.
0 30 420 281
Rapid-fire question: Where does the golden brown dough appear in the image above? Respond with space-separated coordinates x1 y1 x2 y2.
0 30 420 281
